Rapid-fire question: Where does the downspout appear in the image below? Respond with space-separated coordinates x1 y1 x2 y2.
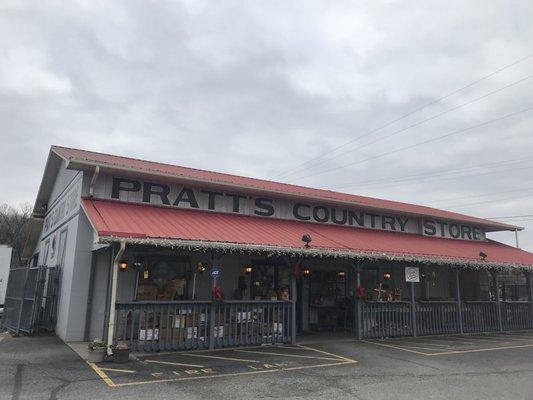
89 166 100 198
515 229 520 249
106 241 125 354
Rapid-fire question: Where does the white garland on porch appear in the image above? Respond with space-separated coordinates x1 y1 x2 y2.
97 235 533 271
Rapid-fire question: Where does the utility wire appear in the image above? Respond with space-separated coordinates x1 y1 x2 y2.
274 53 533 180
289 107 533 182
328 156 533 190
436 187 533 206
284 74 532 181
332 163 533 192
446 192 533 209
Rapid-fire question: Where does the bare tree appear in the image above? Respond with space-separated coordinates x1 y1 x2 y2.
0 203 33 266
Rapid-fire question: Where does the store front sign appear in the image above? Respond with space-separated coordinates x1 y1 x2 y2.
93 175 486 241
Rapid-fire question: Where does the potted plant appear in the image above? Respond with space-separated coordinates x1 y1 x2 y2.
87 339 106 363
111 340 131 363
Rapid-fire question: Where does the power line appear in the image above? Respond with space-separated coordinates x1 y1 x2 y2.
274 53 533 180
283 74 532 181
435 187 533 207
289 107 533 182
328 156 533 190
445 192 533 209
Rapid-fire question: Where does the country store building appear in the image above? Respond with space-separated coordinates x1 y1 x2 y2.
20 146 533 351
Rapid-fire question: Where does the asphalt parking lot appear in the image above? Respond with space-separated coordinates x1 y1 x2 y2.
2 331 533 399
90 344 356 388
363 330 533 356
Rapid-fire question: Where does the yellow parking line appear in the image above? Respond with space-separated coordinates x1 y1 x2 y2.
380 343 450 352
362 340 432 355
87 362 116 387
100 367 136 374
427 343 533 356
234 349 340 361
180 353 260 363
295 344 357 363
110 360 355 387
144 359 205 368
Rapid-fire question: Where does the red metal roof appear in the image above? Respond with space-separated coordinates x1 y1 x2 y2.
82 198 533 267
52 145 516 231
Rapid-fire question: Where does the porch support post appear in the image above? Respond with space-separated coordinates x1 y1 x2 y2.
409 281 417 337
291 273 297 344
352 262 363 340
491 270 503 332
455 268 464 334
106 241 126 354
525 271 533 328
208 302 216 351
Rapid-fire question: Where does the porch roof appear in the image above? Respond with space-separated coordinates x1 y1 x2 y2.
81 198 533 270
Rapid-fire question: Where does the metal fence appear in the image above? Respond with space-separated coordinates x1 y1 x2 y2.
2 265 60 335
115 300 293 352
360 300 532 339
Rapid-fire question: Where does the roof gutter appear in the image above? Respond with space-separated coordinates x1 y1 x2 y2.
89 166 100 198
97 236 533 271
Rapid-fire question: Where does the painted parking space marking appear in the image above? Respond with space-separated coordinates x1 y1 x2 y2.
144 359 205 368
100 367 136 374
365 331 533 356
234 349 341 361
88 344 357 388
179 353 261 363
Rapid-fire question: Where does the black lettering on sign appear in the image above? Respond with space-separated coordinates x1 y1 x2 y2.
397 217 409 232
254 198 274 217
348 211 365 227
473 227 483 241
367 213 379 228
313 206 329 223
143 182 170 205
423 220 437 236
200 190 223 210
438 222 448 237
382 216 396 231
111 178 141 199
460 225 472 240
173 188 199 208
293 204 310 221
226 194 247 213
449 223 461 238
331 209 348 225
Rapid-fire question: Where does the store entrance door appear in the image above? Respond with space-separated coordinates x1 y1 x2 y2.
297 266 354 335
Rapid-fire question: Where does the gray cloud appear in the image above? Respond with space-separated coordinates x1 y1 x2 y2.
1 0 532 249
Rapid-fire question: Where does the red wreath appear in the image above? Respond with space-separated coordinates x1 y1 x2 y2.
212 286 224 302
356 285 366 300
292 261 301 277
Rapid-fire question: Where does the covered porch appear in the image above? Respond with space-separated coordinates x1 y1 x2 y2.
81 198 533 352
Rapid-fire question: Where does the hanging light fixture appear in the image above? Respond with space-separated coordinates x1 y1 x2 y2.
244 265 253 274
383 272 391 280
302 268 311 276
119 261 128 271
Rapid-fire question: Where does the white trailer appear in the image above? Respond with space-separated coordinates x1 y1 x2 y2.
0 245 13 306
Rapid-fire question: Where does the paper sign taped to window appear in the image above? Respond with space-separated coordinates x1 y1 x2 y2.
405 267 420 283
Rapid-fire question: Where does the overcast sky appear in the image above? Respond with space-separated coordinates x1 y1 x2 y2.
1 1 532 250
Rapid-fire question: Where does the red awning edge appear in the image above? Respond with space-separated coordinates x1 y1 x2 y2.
82 198 533 270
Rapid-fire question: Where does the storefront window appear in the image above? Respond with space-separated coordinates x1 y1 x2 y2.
136 257 191 301
250 263 291 301
498 271 528 301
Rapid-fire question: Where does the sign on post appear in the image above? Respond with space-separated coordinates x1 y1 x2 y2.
211 266 221 279
405 266 420 283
